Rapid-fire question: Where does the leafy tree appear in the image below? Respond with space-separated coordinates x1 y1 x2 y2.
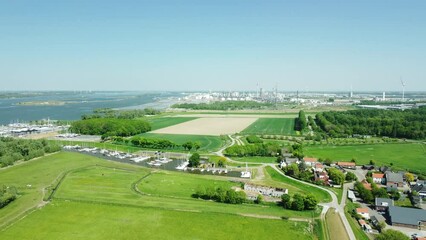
291 194 305 211
193 142 201 151
281 194 292 209
284 163 300 177
303 194 318 210
375 229 409 240
369 160 375 165
188 153 200 167
345 172 358 182
217 157 227 167
328 168 345 185
246 135 263 144
404 172 414 182
182 141 194 151
323 158 333 166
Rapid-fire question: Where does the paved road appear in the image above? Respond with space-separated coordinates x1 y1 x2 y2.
217 135 356 240
270 165 356 240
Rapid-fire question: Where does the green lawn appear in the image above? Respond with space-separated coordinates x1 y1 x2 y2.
0 200 313 240
138 171 239 198
233 156 278 164
0 151 138 229
344 201 370 240
242 118 296 135
263 166 332 203
140 133 225 152
305 143 426 174
0 151 323 239
145 117 197 130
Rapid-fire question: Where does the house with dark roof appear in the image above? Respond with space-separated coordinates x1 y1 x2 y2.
412 183 426 199
375 198 394 212
385 171 404 187
388 206 426 229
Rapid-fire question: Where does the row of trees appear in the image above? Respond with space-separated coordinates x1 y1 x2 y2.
246 135 263 144
281 193 318 211
70 118 151 138
0 185 18 209
81 108 160 120
171 101 273 110
294 110 307 131
114 136 201 151
192 186 247 204
315 107 426 139
0 137 61 167
223 143 281 157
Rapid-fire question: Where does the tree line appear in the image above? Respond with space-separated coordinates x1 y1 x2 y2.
314 107 426 139
192 186 247 204
223 142 281 157
112 136 201 151
81 108 160 120
281 193 318 211
70 118 151 138
0 137 61 167
171 100 273 110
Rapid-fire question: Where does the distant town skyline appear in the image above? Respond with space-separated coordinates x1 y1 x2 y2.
0 0 425 91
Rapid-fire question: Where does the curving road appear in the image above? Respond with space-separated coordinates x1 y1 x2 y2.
217 135 356 240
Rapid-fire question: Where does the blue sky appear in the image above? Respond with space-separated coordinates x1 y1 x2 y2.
0 0 425 91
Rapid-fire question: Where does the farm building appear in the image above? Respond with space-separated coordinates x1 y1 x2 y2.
388 206 426 229
375 198 394 212
336 162 356 169
243 184 288 198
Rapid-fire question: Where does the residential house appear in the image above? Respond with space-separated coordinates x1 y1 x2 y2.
388 206 426 229
358 219 373 233
303 157 318 167
337 162 356 169
412 182 426 199
356 208 370 220
372 173 385 184
386 183 398 192
385 171 404 187
375 198 394 212
279 157 300 168
379 166 390 173
313 162 324 172
314 171 330 185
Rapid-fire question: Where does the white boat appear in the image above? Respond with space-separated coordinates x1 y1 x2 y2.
176 160 189 170
130 156 150 163
240 163 251 178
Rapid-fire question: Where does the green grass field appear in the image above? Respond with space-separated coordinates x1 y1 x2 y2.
145 117 197 130
305 143 426 174
262 166 332 203
138 171 239 198
0 152 321 239
233 156 278 164
242 118 296 135
141 133 225 152
0 200 313 240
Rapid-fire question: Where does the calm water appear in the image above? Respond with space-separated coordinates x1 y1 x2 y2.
0 91 178 124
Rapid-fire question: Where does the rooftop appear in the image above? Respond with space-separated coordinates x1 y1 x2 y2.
337 162 356 166
375 197 394 207
356 208 369 214
389 206 426 226
386 172 404 183
304 157 318 162
372 173 385 178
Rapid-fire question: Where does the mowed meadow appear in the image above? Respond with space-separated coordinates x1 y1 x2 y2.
304 143 426 174
242 118 296 135
0 152 318 239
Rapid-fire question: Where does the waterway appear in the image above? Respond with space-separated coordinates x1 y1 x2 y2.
0 91 180 124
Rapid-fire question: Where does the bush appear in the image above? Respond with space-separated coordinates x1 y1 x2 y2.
246 135 263 144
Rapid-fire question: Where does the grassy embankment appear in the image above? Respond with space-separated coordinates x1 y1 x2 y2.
262 166 332 203
0 152 318 239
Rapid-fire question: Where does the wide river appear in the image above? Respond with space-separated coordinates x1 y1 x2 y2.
0 91 180 124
